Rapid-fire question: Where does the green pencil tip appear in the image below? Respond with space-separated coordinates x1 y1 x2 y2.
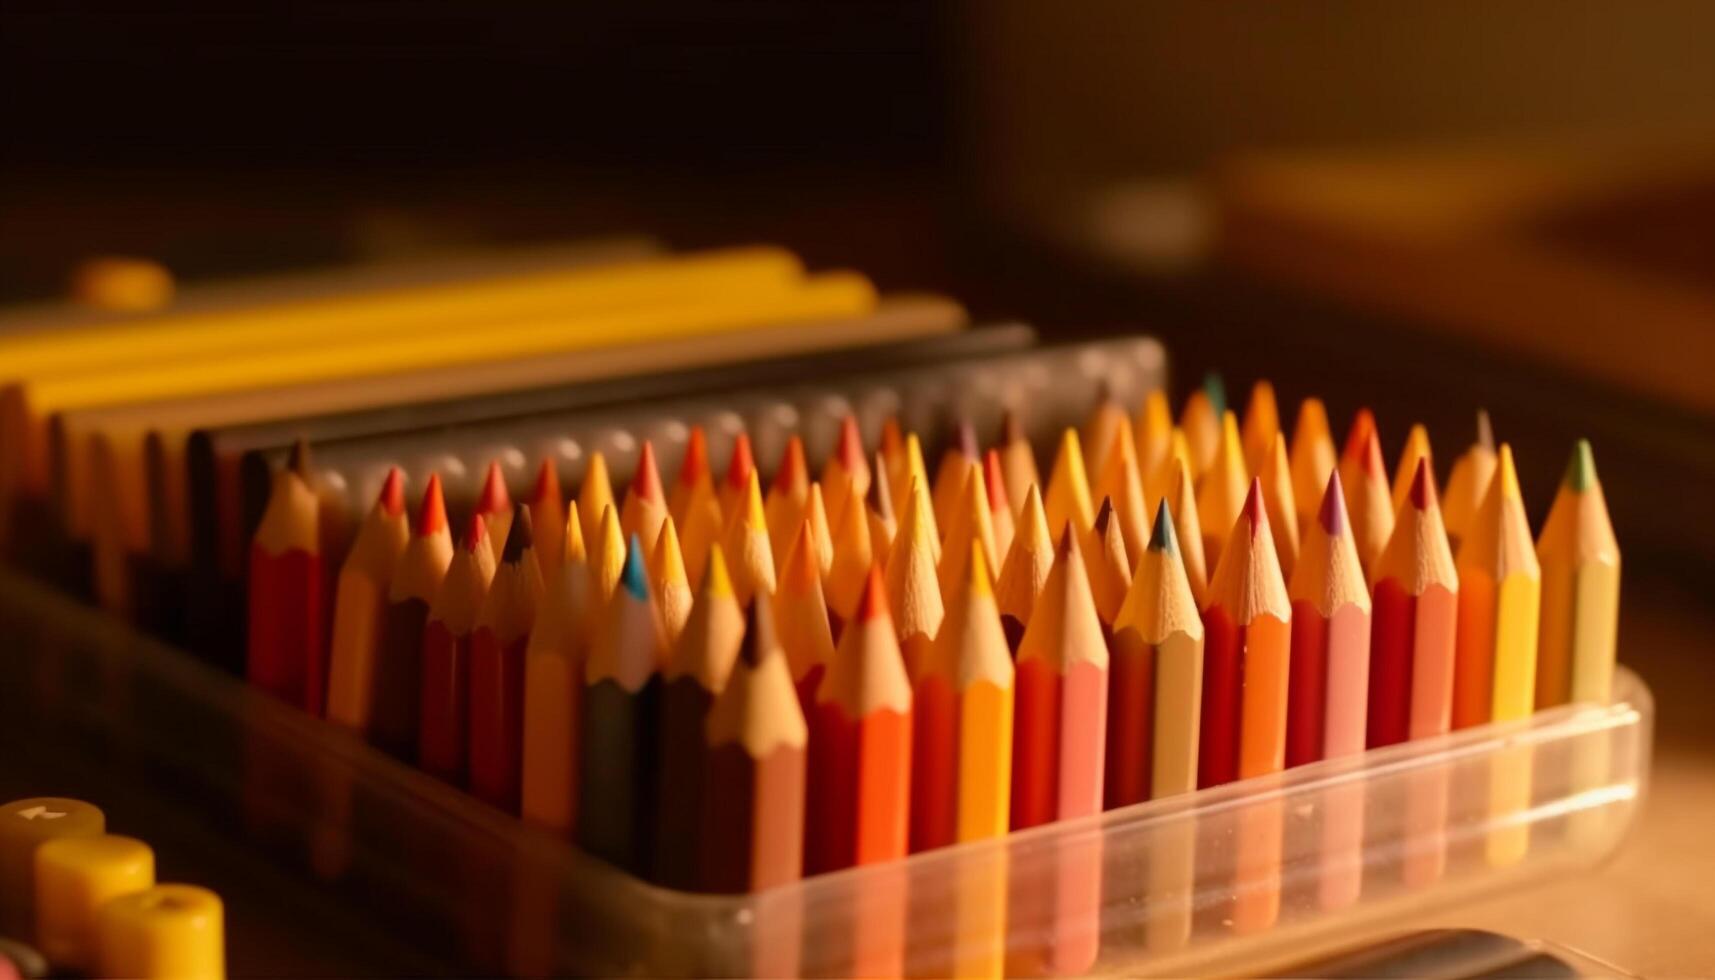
1564 439 1598 492
1148 499 1178 555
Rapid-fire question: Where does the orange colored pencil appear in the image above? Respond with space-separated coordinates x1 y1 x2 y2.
1240 380 1280 473
1180 381 1221 478
1043 428 1094 539
1082 385 1130 491
668 425 713 528
911 539 1013 851
805 564 912 874
248 440 325 713
1452 445 1541 730
1092 426 1149 565
997 409 1041 514
717 431 756 523
576 451 616 562
525 458 564 577
649 516 692 647
764 435 810 568
931 419 978 532
469 513 544 812
1258 432 1300 582
936 459 995 598
983 449 1015 565
324 468 410 736
1285 473 1371 768
1083 498 1131 631
520 504 593 833
866 451 899 568
1134 388 1173 489
824 477 875 631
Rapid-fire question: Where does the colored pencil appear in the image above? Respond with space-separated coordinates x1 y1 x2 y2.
577 534 668 874
576 451 616 562
717 432 756 535
1083 498 1132 631
1197 410 1249 573
1081 385 1130 490
247 441 325 713
1442 409 1497 557
1043 428 1094 540
701 596 809 893
931 419 978 532
1240 380 1281 473
1368 460 1459 749
821 414 870 534
324 468 410 737
1258 432 1300 583
1535 440 1621 709
1285 472 1371 768
764 435 810 569
805 564 912 874
890 431 934 542
936 459 995 598
1159 456 1210 608
997 409 1041 514
1092 424 1149 566
1452 445 1542 730
1108 500 1204 808
520 504 593 833
525 458 564 577
419 515 497 784
370 475 453 760
588 503 627 609
678 450 727 589
866 451 899 569
1453 446 1541 868
802 481 835 584
721 468 776 607
1337 409 1394 579
776 518 837 712
1198 480 1292 789
669 425 713 528
619 440 669 556
824 476 875 630
655 544 744 889
1390 423 1433 518
995 483 1053 650
473 460 515 563
469 512 544 812
1179 381 1221 478
911 538 1014 851
649 516 693 647
983 450 1015 566
1009 526 1108 977
1012 526 1109 829
1289 397 1337 536
885 479 943 682
1133 388 1173 490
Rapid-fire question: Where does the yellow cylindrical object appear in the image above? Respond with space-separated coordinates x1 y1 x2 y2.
70 257 176 312
0 798 105 938
34 834 155 968
96 885 225 980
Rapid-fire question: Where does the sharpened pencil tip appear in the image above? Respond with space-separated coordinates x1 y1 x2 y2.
1565 439 1598 492
416 473 447 536
378 467 405 516
1001 408 1025 445
1093 496 1116 535
1242 477 1266 536
1408 457 1434 510
738 593 778 667
725 432 754 491
1321 471 1349 533
633 440 665 504
953 418 978 460
529 458 558 505
621 533 650 599
501 507 534 562
983 450 1009 511
1476 409 1495 451
835 415 865 472
476 460 510 515
774 436 807 494
856 563 889 621
1202 371 1227 418
1148 499 1178 555
679 426 709 485
460 512 487 552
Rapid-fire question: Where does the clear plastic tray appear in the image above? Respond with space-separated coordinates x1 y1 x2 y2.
0 568 1651 977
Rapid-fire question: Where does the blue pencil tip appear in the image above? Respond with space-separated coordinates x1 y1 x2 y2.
621 533 650 599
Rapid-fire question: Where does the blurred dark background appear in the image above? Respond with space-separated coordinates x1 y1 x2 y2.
3 4 1714 972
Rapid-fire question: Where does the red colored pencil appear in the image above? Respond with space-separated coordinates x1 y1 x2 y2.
468 512 544 812
1285 472 1371 768
248 440 326 713
419 515 496 784
1368 459 1459 748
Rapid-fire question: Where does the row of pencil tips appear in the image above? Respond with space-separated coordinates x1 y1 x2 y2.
246 377 1618 894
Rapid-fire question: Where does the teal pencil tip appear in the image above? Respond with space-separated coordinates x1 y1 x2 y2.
1564 439 1598 492
1202 371 1227 418
621 533 650 599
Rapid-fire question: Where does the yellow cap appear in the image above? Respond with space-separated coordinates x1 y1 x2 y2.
96 885 224 980
0 798 105 937
35 834 155 969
